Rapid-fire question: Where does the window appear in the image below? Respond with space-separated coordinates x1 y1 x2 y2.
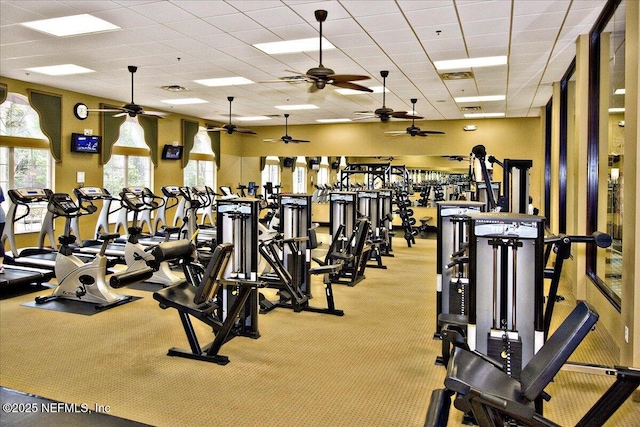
586 0 624 309
103 116 152 197
317 156 330 186
261 156 280 193
293 156 307 194
0 92 53 233
184 127 216 188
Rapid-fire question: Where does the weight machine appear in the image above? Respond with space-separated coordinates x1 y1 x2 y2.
216 198 262 339
329 191 357 248
357 189 392 268
435 201 485 342
468 212 545 379
471 145 533 214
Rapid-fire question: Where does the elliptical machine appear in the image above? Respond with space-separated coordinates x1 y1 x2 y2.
35 193 152 310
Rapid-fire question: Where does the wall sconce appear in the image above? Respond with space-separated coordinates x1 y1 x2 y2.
463 125 477 131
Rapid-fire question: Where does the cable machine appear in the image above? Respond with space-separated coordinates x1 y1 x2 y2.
468 212 545 379
216 197 262 339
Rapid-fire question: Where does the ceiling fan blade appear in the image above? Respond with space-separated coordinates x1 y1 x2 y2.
263 138 281 142
391 111 424 120
86 108 123 113
207 127 226 132
385 130 409 135
421 130 446 135
330 74 370 83
235 128 257 134
112 112 127 117
140 111 169 118
352 116 377 121
290 138 310 143
331 81 373 92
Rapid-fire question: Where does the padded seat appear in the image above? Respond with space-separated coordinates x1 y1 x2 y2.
425 302 599 426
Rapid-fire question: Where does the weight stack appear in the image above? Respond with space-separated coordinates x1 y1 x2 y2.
448 278 468 316
487 332 523 380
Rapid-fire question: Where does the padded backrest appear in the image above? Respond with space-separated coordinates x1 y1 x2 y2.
520 301 599 401
193 243 234 304
307 227 318 250
350 218 371 255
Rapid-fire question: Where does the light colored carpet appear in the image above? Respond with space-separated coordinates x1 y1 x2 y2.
0 234 638 426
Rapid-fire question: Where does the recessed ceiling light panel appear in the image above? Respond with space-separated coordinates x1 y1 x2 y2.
316 118 352 123
21 14 120 37
236 116 272 121
435 56 507 71
161 98 208 105
193 77 254 87
253 37 334 54
455 95 505 103
463 113 505 118
275 104 319 110
25 64 95 76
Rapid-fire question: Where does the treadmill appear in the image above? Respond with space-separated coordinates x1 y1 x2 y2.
2 188 104 270
0 264 54 291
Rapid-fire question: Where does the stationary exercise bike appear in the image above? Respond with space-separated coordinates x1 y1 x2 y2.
35 193 152 310
120 187 186 286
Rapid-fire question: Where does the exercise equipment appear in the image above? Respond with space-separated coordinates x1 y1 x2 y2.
0 264 54 291
425 301 599 427
329 191 357 246
2 188 95 269
467 212 545 379
35 193 152 310
316 217 371 287
216 197 262 338
471 145 533 214
435 201 485 342
152 241 265 365
2 188 56 268
357 189 393 268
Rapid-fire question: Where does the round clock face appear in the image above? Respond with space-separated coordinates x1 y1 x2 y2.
74 102 88 120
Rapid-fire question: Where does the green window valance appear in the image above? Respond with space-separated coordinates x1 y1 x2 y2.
27 89 62 163
100 104 158 165
181 119 199 169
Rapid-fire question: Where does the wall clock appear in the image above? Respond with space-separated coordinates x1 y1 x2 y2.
73 102 88 120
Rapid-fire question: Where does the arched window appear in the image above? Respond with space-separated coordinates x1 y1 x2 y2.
0 92 53 233
293 156 307 194
184 127 216 188
103 116 152 197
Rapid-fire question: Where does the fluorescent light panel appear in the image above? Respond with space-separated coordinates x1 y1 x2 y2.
25 64 95 76
316 118 352 123
335 86 386 95
608 108 625 113
435 56 507 71
274 104 319 110
161 98 208 105
21 14 120 37
455 95 505 103
253 37 334 54
236 116 272 121
193 77 254 87
463 113 505 118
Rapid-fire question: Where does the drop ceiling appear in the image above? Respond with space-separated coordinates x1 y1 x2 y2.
0 0 607 126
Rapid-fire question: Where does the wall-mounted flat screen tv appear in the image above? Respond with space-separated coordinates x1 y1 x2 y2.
162 144 183 160
71 133 101 153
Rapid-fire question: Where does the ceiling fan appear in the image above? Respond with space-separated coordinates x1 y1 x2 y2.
207 97 257 135
270 10 372 93
385 99 445 137
263 114 309 143
354 71 424 122
84 66 169 119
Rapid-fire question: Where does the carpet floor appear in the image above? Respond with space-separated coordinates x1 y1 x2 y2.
0 233 638 426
